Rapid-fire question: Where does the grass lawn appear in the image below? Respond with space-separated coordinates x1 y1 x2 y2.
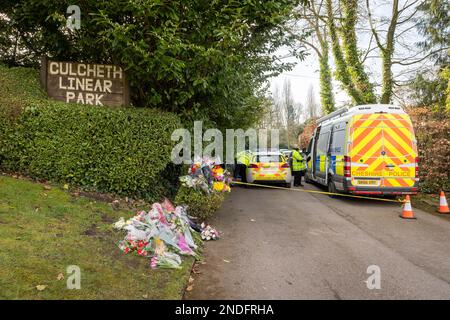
413 192 450 218
0 175 194 299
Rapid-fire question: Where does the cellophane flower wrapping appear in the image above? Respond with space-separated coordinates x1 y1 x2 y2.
114 157 226 269
179 157 232 194
200 223 220 241
178 158 224 242
114 198 200 269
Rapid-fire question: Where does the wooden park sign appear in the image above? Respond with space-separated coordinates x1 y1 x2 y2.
40 57 130 107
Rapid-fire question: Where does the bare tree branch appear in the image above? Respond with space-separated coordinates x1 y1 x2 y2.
398 0 420 14
366 0 385 52
361 33 377 63
397 7 420 25
392 47 450 66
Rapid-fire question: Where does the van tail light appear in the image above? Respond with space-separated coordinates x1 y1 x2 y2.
280 163 290 168
248 164 259 169
415 157 419 178
344 156 351 177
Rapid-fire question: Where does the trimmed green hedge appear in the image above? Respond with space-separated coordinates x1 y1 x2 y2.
175 185 226 221
0 65 182 201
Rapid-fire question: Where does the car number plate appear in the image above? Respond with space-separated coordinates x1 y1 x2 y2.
354 179 380 186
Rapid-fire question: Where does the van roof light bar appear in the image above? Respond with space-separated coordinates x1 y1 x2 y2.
317 107 348 124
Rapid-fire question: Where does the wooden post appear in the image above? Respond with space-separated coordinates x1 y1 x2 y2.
123 73 131 107
40 56 48 91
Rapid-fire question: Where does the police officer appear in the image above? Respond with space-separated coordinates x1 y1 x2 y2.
292 144 306 187
234 150 250 182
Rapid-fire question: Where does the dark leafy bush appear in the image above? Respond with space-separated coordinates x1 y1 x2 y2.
0 66 182 201
175 186 226 221
1 1 306 131
408 107 450 193
299 119 317 150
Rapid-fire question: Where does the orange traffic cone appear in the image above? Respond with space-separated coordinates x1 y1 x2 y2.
400 195 416 219
438 191 450 214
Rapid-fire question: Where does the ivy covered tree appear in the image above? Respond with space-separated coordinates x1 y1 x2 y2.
326 0 376 105
340 0 377 103
322 0 441 106
410 0 449 114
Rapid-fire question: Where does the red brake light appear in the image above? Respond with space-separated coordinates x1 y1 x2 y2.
248 164 258 169
281 163 290 168
344 156 351 177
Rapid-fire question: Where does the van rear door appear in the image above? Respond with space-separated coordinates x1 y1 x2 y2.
380 114 417 188
349 113 417 189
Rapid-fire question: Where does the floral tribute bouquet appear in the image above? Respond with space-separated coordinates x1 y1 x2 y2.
180 157 232 194
200 223 220 241
114 198 201 269
114 157 227 269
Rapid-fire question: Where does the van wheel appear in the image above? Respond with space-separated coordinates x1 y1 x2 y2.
328 181 337 198
285 182 292 189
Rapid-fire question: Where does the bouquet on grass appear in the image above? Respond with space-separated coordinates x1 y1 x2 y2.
114 198 200 269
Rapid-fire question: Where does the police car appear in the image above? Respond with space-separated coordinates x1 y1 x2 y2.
246 150 292 188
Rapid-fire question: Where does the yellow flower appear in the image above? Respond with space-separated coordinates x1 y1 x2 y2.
213 182 225 192
213 167 224 175
155 237 166 255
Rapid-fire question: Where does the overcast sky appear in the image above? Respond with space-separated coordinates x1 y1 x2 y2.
269 50 350 111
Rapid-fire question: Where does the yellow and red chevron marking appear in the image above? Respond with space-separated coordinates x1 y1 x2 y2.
349 114 417 185
383 178 415 187
251 161 289 180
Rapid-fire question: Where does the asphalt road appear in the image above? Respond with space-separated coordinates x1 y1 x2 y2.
185 183 450 300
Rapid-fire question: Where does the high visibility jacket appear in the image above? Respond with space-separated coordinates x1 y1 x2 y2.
236 151 251 166
292 150 306 171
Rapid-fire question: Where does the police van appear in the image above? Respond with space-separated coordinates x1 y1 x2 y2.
305 104 419 195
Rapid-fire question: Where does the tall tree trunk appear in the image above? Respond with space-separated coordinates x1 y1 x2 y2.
291 0 337 114
380 0 399 104
319 44 335 114
380 51 394 104
326 0 364 104
339 0 377 103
